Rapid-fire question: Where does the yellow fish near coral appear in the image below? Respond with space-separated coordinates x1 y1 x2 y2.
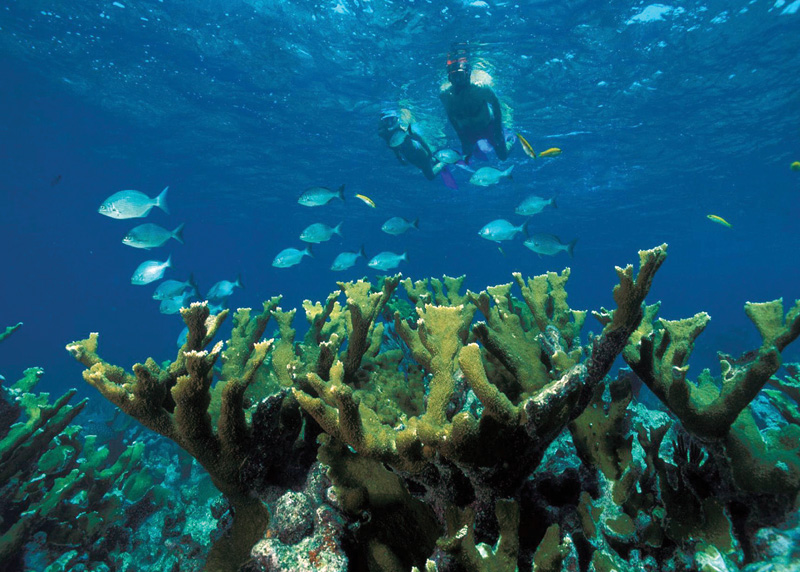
515 133 537 159
539 148 562 158
355 194 376 208
707 214 732 228
791 161 800 172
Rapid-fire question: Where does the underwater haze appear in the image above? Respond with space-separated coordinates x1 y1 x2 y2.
2 0 800 569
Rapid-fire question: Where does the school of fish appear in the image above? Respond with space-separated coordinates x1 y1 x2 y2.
270 134 578 275
98 132 576 329
273 184 410 272
98 185 246 324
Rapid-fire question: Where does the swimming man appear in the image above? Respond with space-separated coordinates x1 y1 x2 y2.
440 55 509 161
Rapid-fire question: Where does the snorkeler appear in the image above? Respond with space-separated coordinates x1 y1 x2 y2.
378 110 444 181
440 53 509 161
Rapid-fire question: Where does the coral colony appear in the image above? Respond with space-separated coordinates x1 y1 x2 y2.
3 244 800 571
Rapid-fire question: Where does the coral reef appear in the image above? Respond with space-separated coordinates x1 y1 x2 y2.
65 244 800 571
67 299 317 570
0 324 161 571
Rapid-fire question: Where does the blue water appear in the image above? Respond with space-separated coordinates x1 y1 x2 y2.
2 0 800 397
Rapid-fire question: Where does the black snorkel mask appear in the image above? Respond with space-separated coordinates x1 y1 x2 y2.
447 56 471 89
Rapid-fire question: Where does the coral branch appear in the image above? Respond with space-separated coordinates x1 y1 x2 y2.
66 301 276 571
0 321 22 343
625 297 800 439
339 276 400 380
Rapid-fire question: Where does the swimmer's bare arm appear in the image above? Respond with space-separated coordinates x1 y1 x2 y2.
484 87 506 150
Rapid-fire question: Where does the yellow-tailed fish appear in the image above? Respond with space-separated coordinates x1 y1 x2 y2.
707 214 732 228
355 194 376 208
515 133 537 159
791 161 800 172
539 147 562 158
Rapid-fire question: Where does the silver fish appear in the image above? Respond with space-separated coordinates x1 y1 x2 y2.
177 326 189 348
300 222 343 243
298 185 345 207
99 186 169 219
159 291 194 315
153 276 197 300
368 251 407 271
524 234 577 258
381 217 419 236
206 275 243 300
478 219 527 242
131 255 172 285
331 246 366 271
122 222 184 249
272 246 312 268
433 149 463 165
469 165 514 187
515 195 557 216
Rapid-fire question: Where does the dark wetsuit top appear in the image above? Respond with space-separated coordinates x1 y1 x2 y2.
440 80 507 160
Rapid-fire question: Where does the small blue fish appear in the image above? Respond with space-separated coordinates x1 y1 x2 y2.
469 166 514 187
300 222 343 243
160 291 194 315
381 217 419 236
177 326 189 348
331 246 366 271
515 195 557 216
478 219 527 242
368 251 407 271
524 234 577 258
433 149 463 165
131 255 172 285
206 275 243 300
99 186 169 219
123 223 184 249
272 246 313 268
298 185 345 207
153 275 198 300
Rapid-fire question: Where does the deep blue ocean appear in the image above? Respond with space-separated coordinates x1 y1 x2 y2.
2 1 799 396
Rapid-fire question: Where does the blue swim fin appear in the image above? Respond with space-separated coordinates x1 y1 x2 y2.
441 166 458 190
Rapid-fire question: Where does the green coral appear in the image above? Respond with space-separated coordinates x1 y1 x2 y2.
66 302 274 571
0 321 22 343
62 243 800 571
622 297 800 498
317 435 441 572
764 362 800 424
624 298 800 439
437 499 520 572
531 524 571 572
291 245 668 568
0 323 149 569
